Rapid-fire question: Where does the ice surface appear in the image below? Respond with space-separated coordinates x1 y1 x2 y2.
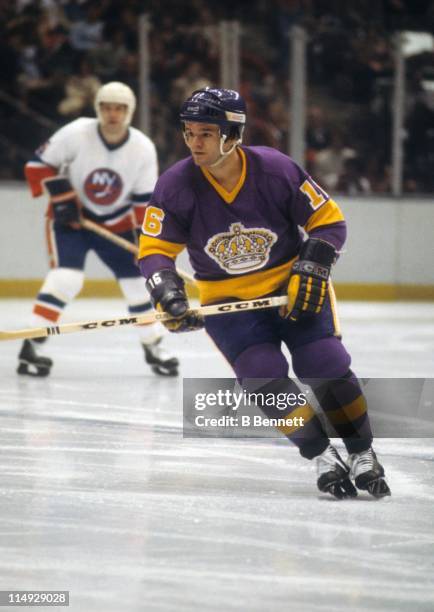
0 300 433 612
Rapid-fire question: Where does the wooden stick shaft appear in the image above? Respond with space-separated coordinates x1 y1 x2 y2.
80 218 196 286
0 296 288 342
81 218 137 254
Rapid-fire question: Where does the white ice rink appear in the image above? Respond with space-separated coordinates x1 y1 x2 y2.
0 299 433 612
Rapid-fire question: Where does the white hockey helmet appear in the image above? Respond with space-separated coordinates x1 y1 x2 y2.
94 81 136 127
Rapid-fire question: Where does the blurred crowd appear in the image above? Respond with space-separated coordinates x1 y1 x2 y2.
0 0 433 193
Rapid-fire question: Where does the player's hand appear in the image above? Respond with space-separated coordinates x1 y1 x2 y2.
146 269 204 333
43 176 81 227
162 309 205 333
282 238 336 321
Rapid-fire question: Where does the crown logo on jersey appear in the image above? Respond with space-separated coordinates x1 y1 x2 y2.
205 223 278 274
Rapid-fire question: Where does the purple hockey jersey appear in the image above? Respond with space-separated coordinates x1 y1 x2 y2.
139 146 346 304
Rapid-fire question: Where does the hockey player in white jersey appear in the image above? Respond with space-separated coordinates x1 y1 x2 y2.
19 81 179 377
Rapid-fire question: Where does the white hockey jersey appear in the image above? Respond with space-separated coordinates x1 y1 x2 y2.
26 118 158 232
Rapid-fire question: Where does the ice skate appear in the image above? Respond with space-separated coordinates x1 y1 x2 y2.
17 338 53 377
316 444 357 499
348 447 391 498
143 338 179 377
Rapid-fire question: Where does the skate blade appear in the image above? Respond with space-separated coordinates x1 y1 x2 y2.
366 477 391 498
17 362 51 378
145 354 179 367
151 364 179 377
319 475 357 499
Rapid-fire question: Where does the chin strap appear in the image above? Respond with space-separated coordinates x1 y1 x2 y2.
208 135 242 167
183 126 242 168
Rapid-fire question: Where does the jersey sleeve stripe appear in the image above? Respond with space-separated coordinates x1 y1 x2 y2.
24 163 57 197
138 236 185 260
82 204 132 224
303 198 345 234
131 192 152 203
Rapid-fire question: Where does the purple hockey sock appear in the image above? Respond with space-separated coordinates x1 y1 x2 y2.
292 338 373 454
233 343 329 459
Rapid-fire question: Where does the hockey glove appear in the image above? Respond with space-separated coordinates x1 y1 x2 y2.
283 238 336 321
146 269 204 333
43 176 81 226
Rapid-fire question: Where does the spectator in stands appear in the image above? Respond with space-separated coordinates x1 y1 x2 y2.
306 105 333 154
172 61 212 104
311 131 357 192
58 56 101 117
336 157 372 195
0 0 432 192
69 2 104 51
89 24 128 80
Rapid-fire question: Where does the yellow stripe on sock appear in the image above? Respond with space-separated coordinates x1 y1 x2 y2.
327 396 368 425
277 403 317 436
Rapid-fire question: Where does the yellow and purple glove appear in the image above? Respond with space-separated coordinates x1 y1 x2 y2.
283 238 336 321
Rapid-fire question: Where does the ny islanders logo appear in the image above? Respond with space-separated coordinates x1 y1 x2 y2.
84 168 123 205
205 223 277 275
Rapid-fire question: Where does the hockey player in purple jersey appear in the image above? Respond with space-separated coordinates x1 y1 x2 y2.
138 87 391 499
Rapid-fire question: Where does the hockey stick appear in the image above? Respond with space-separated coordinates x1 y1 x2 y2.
0 296 288 342
81 218 138 254
80 218 196 286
